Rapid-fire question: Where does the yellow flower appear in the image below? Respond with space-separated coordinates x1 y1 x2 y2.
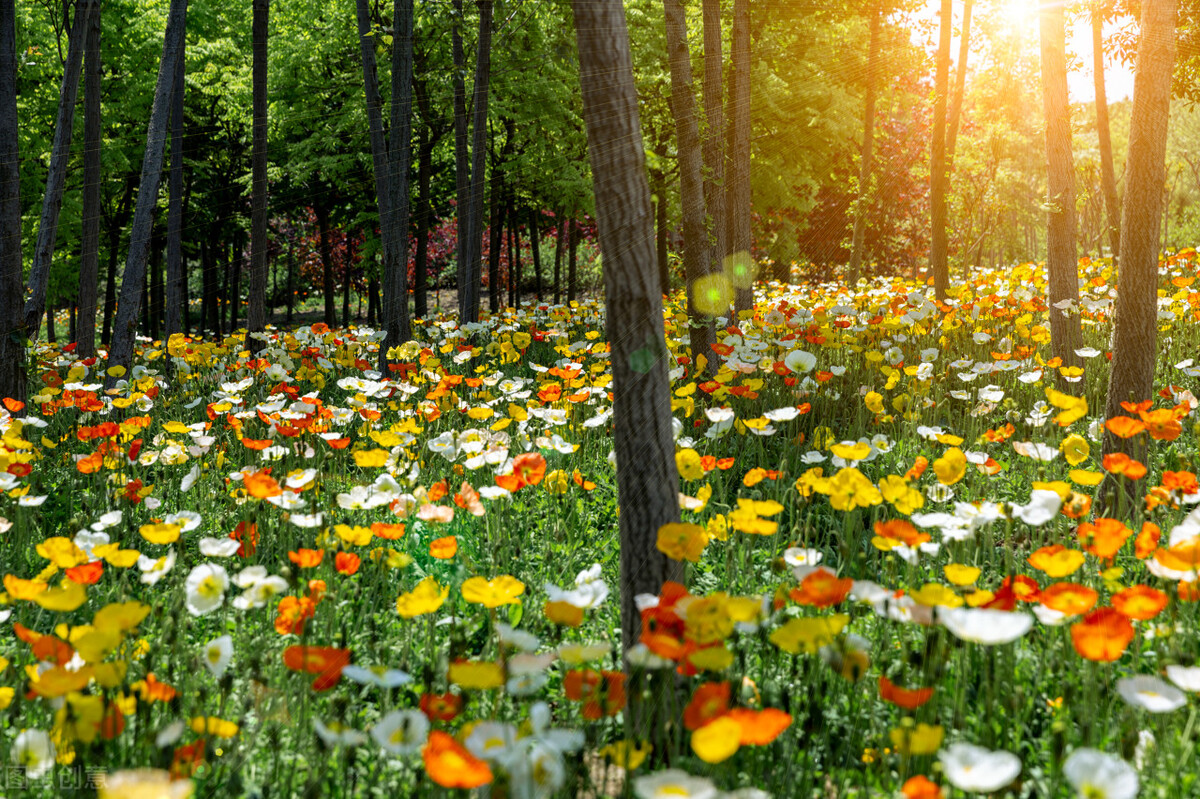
932 447 967 485
687 644 735 672
1046 387 1088 426
36 537 90 568
769 615 848 654
706 514 729 541
684 594 734 644
794 468 829 498
396 576 449 618
908 583 964 608
826 468 882 511
461 575 526 608
0 687 13 710
690 716 742 763
676 448 705 481
889 722 944 756
656 523 709 562
448 660 505 690
334 524 373 547
33 579 87 612
1069 469 1104 486
544 469 570 495
879 475 924 515
55 692 105 743
190 716 240 738
864 391 885 415
598 739 652 770
352 448 390 468
1060 434 1090 466
93 601 152 634
139 522 181 545
943 564 980 586
830 441 872 461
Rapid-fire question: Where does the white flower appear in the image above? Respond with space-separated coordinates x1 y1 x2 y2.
544 564 609 610
342 665 413 688
1062 749 1138 799
199 537 241 557
202 635 233 679
184 563 230 616
1010 489 1062 526
939 607 1032 645
784 349 817 374
1012 440 1059 461
289 512 325 528
371 709 428 756
1166 665 1200 692
155 720 186 748
939 742 1021 792
314 720 367 748
11 729 56 779
1117 675 1187 713
138 548 177 586
164 510 202 532
633 769 720 799
625 642 674 670
464 721 518 763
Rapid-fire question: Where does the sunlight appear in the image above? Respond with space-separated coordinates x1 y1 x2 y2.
997 0 1039 30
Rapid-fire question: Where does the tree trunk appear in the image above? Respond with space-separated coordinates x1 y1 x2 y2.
488 180 504 311
1039 0 1083 373
727 0 752 313
164 15 186 345
452 0 471 318
341 241 351 328
848 2 883 286
571 0 683 653
1093 0 1121 258
462 0 493 324
529 208 543 302
379 0 414 367
0 0 21 405
285 234 294 325
414 127 432 320
653 169 669 295
929 0 952 300
76 0 102 358
663 0 716 371
105 0 188 386
567 219 579 303
246 0 269 352
23 1 91 341
231 232 242 331
200 237 215 333
701 0 726 303
149 225 164 341
946 0 973 167
1101 0 1178 512
317 201 336 327
508 203 520 309
553 214 565 304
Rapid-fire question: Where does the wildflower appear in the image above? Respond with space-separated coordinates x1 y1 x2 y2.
901 775 943 799
396 577 449 618
633 769 719 799
1062 749 1138 799
423 731 492 789
448 660 505 690
184 564 229 616
939 743 1021 793
1071 608 1134 662
889 722 944 756
202 636 233 678
656 523 708 562
11 729 56 779
1040 583 1098 616
933 448 967 485
939 607 1032 645
1111 585 1168 620
770 615 848 654
676 448 705 480
1028 545 1085 577
462 575 525 608
1117 675 1186 713
690 716 742 763
879 675 935 709
282 645 351 691
1078 518 1133 560
372 709 429 756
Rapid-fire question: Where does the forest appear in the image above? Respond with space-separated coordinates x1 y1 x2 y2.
2 0 1200 797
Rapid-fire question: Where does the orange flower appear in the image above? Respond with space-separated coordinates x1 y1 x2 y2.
288 549 325 568
1071 607 1134 662
1027 544 1084 577
335 552 361 576
1120 399 1153 413
905 456 929 481
244 470 282 499
683 682 730 730
1163 470 1200 494
874 519 930 548
420 692 462 722
65 561 104 585
274 595 316 635
1102 453 1147 481
1135 522 1162 559
76 451 103 474
878 675 935 709
999 574 1041 603
1104 417 1145 439
1040 582 1098 616
563 669 626 719
726 707 792 745
371 522 406 540
427 480 449 502
789 569 853 608
429 536 458 559
282 645 351 691
902 775 944 799
325 437 351 449
1138 408 1182 441
1077 517 1132 560
230 521 259 557
544 600 584 627
1111 585 1168 621
1179 581 1200 602
424 731 492 788
136 673 178 702
242 438 273 451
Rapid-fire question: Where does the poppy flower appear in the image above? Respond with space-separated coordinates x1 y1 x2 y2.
1028 545 1085 577
244 470 282 499
1102 453 1147 481
879 675 935 709
790 569 853 608
683 682 730 730
1071 608 1134 662
1111 585 1168 621
420 692 462 722
1078 518 1132 560
334 552 361 576
1105 417 1146 439
282 645 351 691
423 731 492 789
429 536 458 559
288 549 325 568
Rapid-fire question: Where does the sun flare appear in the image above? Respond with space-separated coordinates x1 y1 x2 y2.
997 0 1039 30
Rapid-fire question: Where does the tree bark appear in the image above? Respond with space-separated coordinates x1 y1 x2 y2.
701 0 726 302
929 0 952 300
414 126 432 320
571 0 683 652
946 0 973 167
231 231 242 331
0 0 22 406
1101 0 1178 511
663 0 716 371
462 0 493 324
246 0 269 352
452 0 471 318
529 208 543 302
378 0 414 367
164 14 186 345
653 169 669 294
848 1 883 286
1093 0 1121 258
553 214 565 304
285 234 294 325
76 0 102 358
727 0 752 312
23 1 91 341
488 178 504 311
105 0 189 387
1039 0 1083 373
317 201 336 327
567 219 579 303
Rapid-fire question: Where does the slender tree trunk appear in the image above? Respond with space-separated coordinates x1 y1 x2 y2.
929 0 952 300
462 0 493 323
572 0 683 653
105 0 189 386
231 232 242 331
946 0 973 167
1039 0 1083 373
285 234 294 325
0 0 21 405
452 0 471 318
164 16 186 345
653 169 669 294
76 0 102 358
553 214 565 304
414 129 432 320
317 202 336 327
701 0 726 303
1093 0 1121 258
529 208 543 302
1101 0 1178 512
663 0 716 371
727 0 752 313
23 1 91 341
568 219 579 303
341 241 352 328
246 0 269 352
200 237 214 333
848 2 883 286
379 0 414 367
488 180 504 311
508 203 520 309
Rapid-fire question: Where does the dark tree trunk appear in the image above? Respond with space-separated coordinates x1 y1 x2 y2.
1039 0 1083 372
105 0 189 386
848 2 882 285
452 0 470 318
316 201 336 327
508 203 520 309
76 0 102 358
232 232 244 331
701 0 726 299
0 0 20 405
285 234 294 324
149 226 164 340
553 214 565 304
529 208 543 302
727 0 751 312
341 245 351 328
571 0 683 653
414 127 432 319
102 189 129 346
663 0 716 370
247 0 269 352
201 237 216 333
654 169 669 295
946 0 973 167
219 241 229 334
164 16 186 344
367 275 378 326
929 0 952 300
488 180 504 312
567 219 579 303
1093 0 1121 258
1101 0 1178 512
462 0 494 323
23 1 91 341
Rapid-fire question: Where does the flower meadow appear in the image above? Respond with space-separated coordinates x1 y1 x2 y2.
3 256 1200 799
